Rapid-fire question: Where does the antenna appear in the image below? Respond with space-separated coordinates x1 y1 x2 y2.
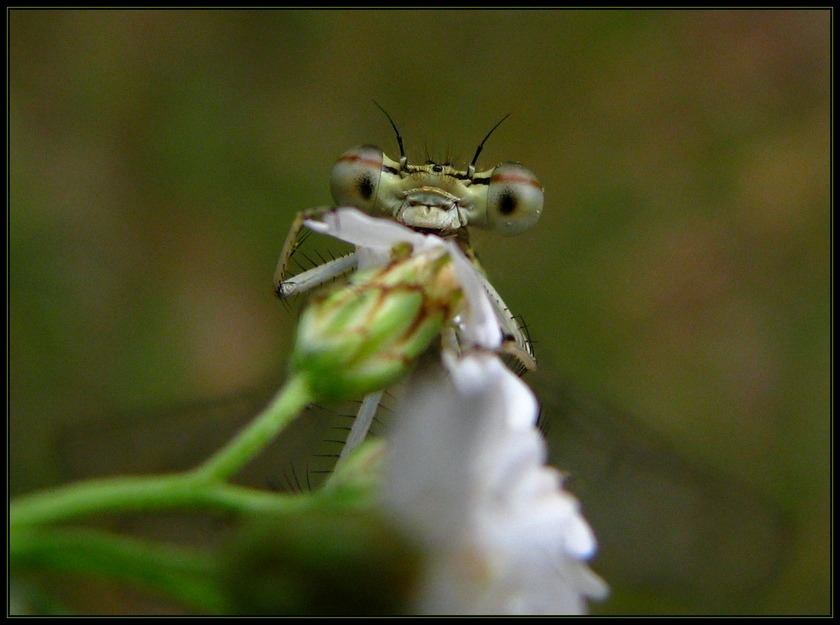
373 101 407 168
469 113 511 177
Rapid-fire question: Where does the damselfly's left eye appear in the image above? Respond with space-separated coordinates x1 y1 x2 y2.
330 145 384 212
486 162 544 236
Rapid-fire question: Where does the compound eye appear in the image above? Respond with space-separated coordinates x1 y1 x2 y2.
486 162 544 236
330 145 384 212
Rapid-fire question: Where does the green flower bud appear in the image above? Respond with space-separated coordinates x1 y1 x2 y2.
290 246 462 401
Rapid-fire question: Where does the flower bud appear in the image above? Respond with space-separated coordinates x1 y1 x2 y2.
290 245 462 401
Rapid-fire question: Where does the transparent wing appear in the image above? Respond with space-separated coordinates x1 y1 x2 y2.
49 193 793 611
53 371 789 613
55 383 397 493
534 374 791 613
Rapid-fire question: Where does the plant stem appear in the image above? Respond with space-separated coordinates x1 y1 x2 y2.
10 474 317 529
10 374 315 529
11 526 228 613
191 374 313 482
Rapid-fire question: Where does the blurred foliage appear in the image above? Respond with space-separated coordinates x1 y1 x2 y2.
9 9 829 615
224 509 420 615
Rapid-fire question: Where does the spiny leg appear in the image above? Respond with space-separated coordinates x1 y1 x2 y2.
276 254 359 300
273 206 332 295
334 390 384 470
477 273 538 373
273 206 358 300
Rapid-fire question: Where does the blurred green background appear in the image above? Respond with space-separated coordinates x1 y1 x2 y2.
9 9 829 615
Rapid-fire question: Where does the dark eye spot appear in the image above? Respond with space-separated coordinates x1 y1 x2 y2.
358 174 374 200
499 190 517 215
432 164 443 173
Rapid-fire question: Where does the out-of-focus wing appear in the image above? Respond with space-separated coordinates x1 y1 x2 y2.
54 371 790 614
536 375 792 613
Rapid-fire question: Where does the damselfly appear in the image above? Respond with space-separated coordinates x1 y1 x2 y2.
273 107 544 462
47 115 791 613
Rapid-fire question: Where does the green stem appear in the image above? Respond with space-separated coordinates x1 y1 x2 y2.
10 374 315 529
192 374 313 482
12 526 228 613
10 476 315 529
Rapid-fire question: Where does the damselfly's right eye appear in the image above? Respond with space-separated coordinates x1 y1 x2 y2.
485 162 544 236
330 145 384 212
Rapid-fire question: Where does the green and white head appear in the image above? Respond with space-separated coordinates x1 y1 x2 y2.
330 107 544 237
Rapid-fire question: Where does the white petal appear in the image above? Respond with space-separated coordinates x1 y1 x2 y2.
384 352 606 614
304 207 441 254
444 243 503 351
563 511 600 560
443 351 536 424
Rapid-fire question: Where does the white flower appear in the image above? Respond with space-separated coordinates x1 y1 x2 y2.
304 207 606 613
382 352 607 615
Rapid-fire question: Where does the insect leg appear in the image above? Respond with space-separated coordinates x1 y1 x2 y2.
479 276 538 373
273 207 359 299
276 254 358 299
273 207 332 295
335 390 384 469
